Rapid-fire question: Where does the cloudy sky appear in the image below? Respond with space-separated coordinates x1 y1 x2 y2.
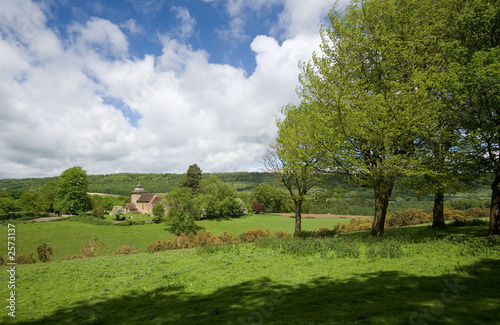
0 0 348 179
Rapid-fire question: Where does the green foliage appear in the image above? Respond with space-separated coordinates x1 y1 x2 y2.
294 227 338 239
54 166 90 214
181 164 202 193
36 243 54 263
152 203 165 223
165 187 202 234
91 198 105 219
252 185 289 213
198 176 246 219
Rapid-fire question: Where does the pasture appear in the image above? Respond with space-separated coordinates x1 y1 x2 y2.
0 216 499 324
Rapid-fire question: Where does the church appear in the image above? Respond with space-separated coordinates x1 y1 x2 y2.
124 184 163 215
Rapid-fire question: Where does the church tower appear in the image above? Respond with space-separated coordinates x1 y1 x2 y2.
131 184 146 205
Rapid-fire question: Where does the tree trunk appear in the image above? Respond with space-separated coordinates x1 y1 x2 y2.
487 174 500 236
431 192 446 229
370 179 394 237
294 199 302 234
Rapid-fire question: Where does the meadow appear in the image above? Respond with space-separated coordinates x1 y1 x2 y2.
0 214 349 260
1 216 499 324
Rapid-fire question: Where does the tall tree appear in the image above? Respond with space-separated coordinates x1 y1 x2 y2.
264 104 324 233
297 0 447 236
54 166 89 215
447 0 500 235
181 164 202 193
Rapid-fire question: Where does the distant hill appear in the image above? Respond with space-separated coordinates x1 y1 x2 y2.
0 172 277 196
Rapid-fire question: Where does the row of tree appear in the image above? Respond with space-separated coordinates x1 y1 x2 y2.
267 0 499 236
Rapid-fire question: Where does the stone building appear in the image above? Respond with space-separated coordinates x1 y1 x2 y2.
124 184 163 215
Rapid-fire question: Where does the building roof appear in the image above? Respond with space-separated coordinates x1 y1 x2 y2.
151 196 163 205
137 193 156 202
125 203 138 210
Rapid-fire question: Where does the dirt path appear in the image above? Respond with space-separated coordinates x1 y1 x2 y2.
274 213 372 219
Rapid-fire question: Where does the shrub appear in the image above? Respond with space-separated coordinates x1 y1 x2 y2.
152 203 165 223
274 230 292 239
14 253 36 264
239 228 272 242
464 207 489 219
334 218 373 234
91 204 105 219
0 256 4 265
36 243 54 263
145 240 171 253
443 209 466 220
218 231 237 244
114 246 139 255
81 237 107 258
386 209 431 228
251 202 266 214
295 228 337 238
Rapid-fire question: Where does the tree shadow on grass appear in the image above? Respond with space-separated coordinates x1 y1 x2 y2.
14 259 500 325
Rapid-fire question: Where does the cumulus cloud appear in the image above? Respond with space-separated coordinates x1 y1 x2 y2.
0 0 328 178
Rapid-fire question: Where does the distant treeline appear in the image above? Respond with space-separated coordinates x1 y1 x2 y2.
0 172 277 196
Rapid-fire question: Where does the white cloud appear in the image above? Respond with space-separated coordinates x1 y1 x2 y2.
120 19 144 35
171 6 197 39
68 17 129 56
0 0 328 178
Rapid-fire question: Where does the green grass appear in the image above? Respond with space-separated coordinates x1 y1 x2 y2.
0 214 349 260
199 214 349 236
1 223 499 324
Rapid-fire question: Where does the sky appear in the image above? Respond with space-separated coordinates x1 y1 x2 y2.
0 0 348 179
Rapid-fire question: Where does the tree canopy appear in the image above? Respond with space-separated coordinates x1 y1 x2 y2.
54 166 90 215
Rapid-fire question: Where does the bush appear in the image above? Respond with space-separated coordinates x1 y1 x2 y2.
386 209 431 227
14 253 36 264
218 231 237 244
152 203 165 223
36 243 54 263
81 237 107 258
443 209 466 220
464 207 489 219
0 256 4 265
295 228 338 239
334 218 373 234
239 229 272 242
145 240 171 253
251 202 266 214
114 246 139 255
274 230 292 239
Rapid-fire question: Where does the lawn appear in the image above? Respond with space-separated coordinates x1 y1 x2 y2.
0 222 499 324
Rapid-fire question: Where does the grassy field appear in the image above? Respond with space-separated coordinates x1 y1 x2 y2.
1 215 499 324
0 214 349 260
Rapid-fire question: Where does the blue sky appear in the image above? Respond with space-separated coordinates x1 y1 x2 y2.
0 0 348 178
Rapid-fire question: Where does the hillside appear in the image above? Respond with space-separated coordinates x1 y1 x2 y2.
0 172 277 196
